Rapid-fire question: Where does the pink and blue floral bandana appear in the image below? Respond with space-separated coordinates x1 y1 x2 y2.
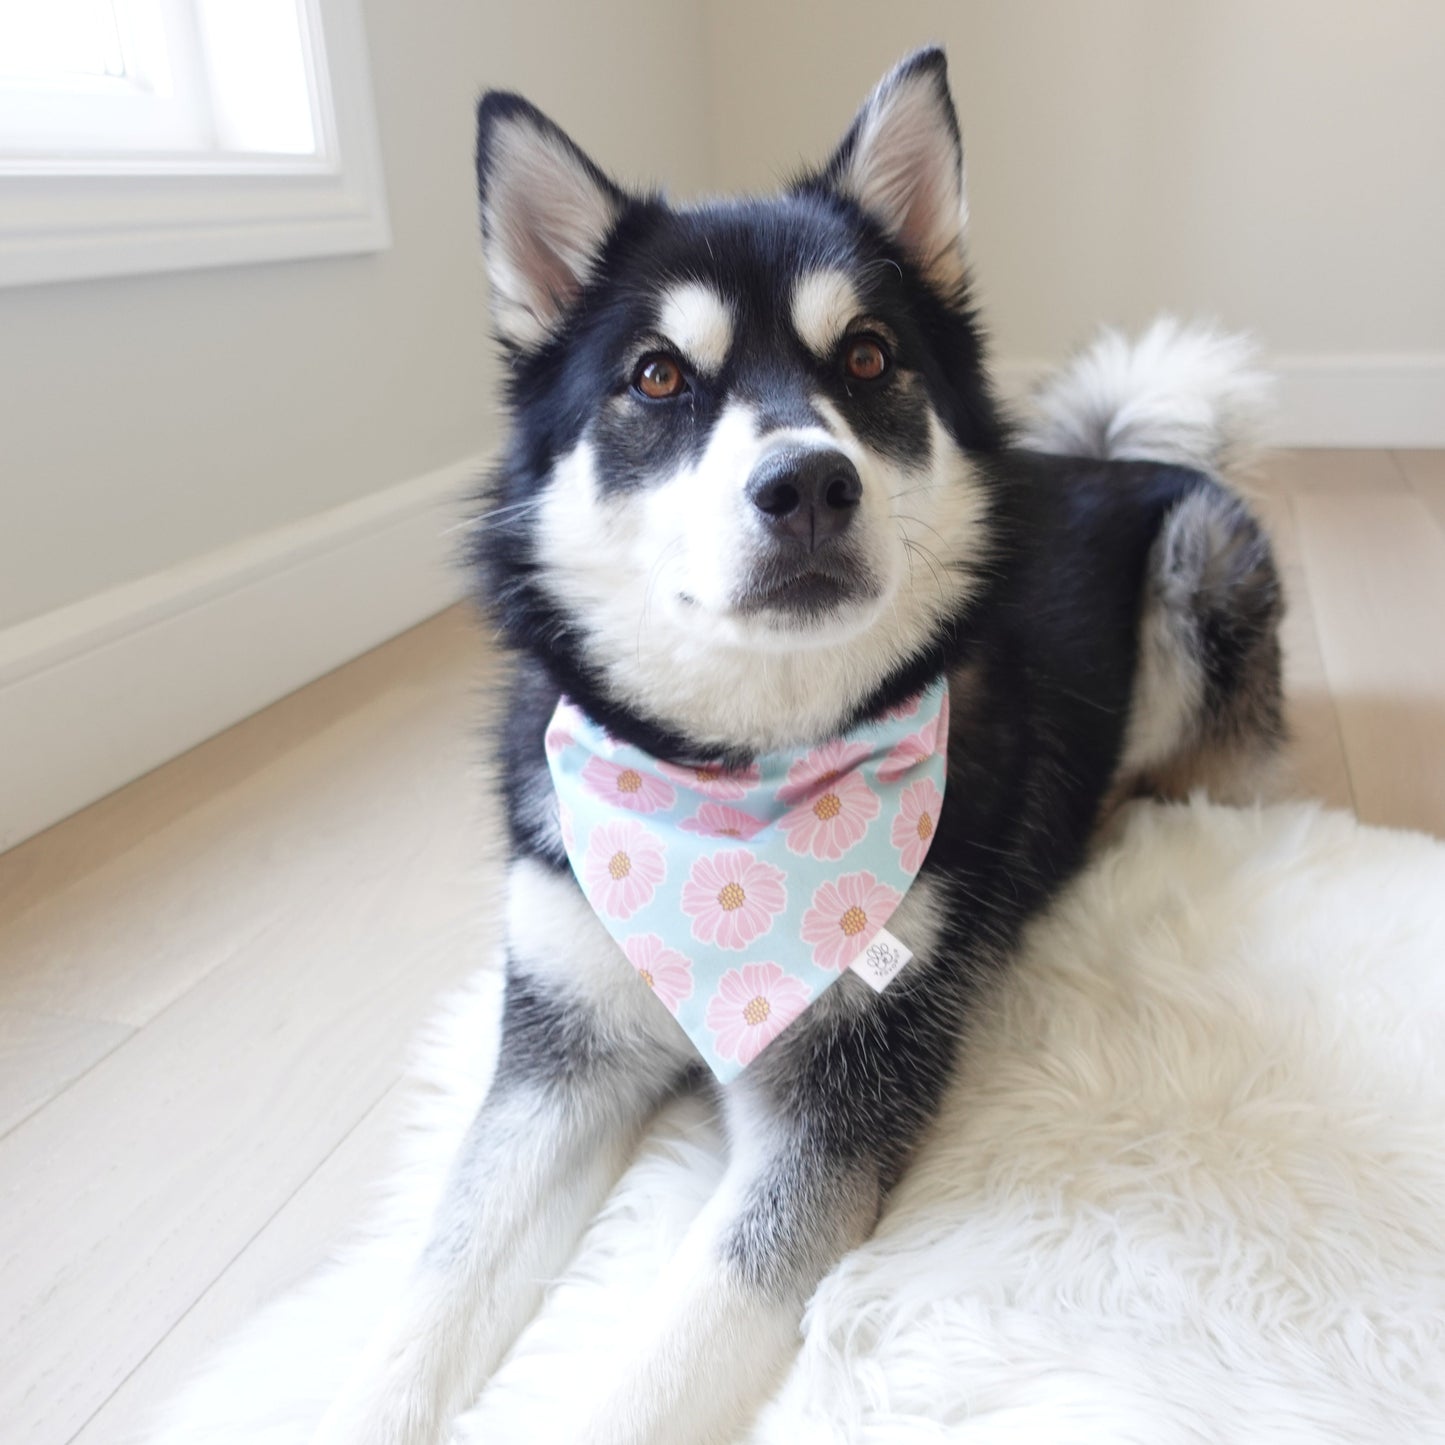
545 678 950 1082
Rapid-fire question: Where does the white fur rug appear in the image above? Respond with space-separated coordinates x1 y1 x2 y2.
148 800 1445 1443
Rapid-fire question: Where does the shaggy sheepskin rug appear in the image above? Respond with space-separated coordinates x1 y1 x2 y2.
147 800 1445 1443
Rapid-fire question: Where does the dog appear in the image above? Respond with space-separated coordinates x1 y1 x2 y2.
312 46 1283 1445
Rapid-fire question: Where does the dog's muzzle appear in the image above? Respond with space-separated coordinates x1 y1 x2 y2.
735 445 873 619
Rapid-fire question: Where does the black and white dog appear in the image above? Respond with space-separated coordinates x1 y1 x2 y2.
315 47 1282 1445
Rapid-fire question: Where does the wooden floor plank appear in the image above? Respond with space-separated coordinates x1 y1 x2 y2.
1396 449 1445 537
1294 492 1445 837
1253 447 1409 495
0 1007 131 1137
0 880 494 1445
70 1085 413 1445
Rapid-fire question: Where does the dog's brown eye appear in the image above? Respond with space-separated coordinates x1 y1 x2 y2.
633 354 687 400
843 337 890 382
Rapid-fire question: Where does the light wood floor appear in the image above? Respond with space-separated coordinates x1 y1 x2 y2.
3 448 1445 1445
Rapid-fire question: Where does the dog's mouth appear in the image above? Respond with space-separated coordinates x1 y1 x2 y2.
729 552 876 620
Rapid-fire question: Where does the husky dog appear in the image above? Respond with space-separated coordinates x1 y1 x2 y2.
314 47 1282 1445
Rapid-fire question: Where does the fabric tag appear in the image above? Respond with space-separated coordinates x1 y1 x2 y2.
848 927 914 993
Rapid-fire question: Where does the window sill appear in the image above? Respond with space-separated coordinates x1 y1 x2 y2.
0 0 390 288
0 161 391 287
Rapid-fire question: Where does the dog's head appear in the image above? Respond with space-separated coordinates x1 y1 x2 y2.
475 49 1003 754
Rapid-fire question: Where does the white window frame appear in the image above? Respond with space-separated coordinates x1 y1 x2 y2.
0 0 391 288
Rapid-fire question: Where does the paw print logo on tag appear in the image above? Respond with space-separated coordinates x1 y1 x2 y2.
848 927 914 993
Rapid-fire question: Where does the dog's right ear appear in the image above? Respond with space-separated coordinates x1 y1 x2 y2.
813 48 968 301
475 93 626 355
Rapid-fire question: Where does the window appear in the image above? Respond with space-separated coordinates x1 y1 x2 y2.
0 0 390 286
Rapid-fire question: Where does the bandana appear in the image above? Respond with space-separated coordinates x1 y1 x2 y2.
545 678 949 1082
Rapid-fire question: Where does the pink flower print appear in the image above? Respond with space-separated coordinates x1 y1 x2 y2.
580 756 676 814
776 740 880 861
877 695 950 784
780 745 878 855
544 721 575 758
657 759 761 801
557 800 575 854
777 739 872 806
678 802 769 841
705 962 811 1066
581 819 666 920
622 934 693 1013
801 871 902 971
891 778 942 873
681 849 787 950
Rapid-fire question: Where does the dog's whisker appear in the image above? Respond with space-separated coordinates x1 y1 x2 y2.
887 481 942 505
894 511 953 551
479 497 544 526
902 538 947 604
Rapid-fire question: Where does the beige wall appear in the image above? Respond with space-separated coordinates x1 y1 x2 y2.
0 0 712 630
705 0 1445 362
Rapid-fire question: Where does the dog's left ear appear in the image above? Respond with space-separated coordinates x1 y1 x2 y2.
475 92 627 354
815 47 967 297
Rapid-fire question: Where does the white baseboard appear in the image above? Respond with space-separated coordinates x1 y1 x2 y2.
1265 355 1445 448
0 454 486 852
993 352 1445 449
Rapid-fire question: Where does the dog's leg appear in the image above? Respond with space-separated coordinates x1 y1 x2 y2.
566 1057 901 1445
313 961 687 1445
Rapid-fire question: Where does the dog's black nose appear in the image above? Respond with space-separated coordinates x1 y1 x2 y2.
747 447 862 550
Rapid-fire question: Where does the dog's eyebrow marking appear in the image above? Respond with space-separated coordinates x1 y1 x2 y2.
791 269 861 357
657 282 733 373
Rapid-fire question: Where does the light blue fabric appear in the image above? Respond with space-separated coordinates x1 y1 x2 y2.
546 678 950 1082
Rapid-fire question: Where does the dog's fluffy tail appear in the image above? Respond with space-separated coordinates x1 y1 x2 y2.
1018 317 1273 480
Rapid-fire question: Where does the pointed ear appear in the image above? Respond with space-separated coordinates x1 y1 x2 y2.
475 93 626 353
816 48 968 297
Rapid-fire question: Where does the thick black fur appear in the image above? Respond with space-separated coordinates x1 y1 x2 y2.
470 80 1266 1187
